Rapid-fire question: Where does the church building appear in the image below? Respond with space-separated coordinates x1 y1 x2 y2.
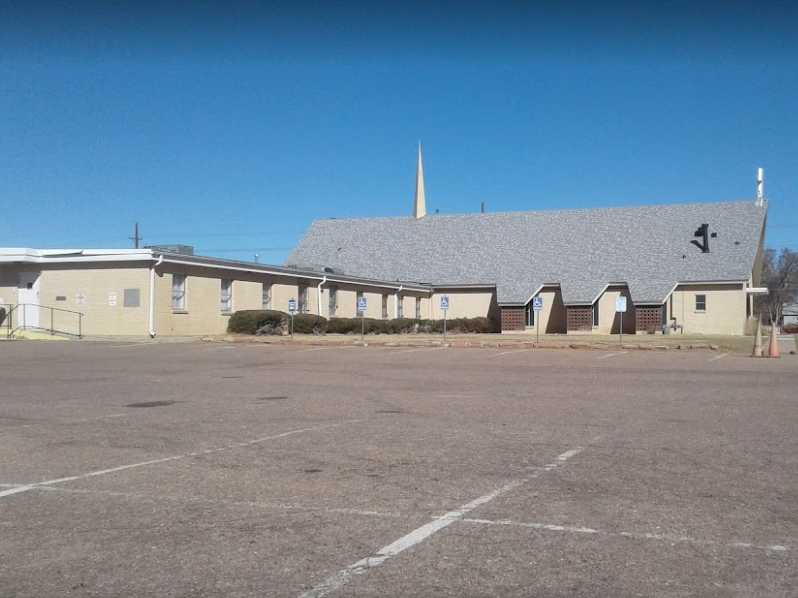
0 150 767 338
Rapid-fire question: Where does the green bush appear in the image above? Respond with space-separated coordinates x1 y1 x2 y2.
292 313 327 334
227 310 286 334
325 316 497 335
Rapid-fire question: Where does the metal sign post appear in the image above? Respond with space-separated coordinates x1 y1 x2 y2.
440 296 449 343
357 296 368 343
615 296 627 347
288 299 297 338
532 296 544 344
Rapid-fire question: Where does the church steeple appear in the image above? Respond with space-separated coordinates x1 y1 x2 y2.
413 143 426 219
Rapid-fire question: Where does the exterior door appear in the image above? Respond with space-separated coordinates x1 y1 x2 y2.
17 272 40 328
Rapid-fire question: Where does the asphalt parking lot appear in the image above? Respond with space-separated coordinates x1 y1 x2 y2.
1 341 796 597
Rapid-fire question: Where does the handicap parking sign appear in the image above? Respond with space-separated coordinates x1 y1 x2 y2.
532 297 544 311
357 296 368 313
440 296 450 311
288 299 297 314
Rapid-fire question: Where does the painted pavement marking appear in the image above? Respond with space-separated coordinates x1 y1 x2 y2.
597 351 628 360
488 349 533 358
0 420 360 500
34 485 403 520
391 347 446 355
461 517 789 553
298 445 587 598
708 352 729 362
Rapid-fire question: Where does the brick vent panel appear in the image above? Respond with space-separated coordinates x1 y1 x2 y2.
636 306 663 334
567 307 593 331
501 307 525 331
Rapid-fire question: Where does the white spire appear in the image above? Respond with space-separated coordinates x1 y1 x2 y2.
755 167 765 206
413 142 426 219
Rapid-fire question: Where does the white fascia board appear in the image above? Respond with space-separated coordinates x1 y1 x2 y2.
0 251 155 264
660 279 748 304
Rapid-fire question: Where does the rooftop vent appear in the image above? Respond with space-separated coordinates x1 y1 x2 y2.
145 244 194 256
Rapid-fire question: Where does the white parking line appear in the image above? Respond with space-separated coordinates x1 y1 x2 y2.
461 517 789 553
597 351 627 360
0 420 360 500
488 349 533 358
298 445 586 598
37 486 403 520
391 347 445 355
708 352 729 362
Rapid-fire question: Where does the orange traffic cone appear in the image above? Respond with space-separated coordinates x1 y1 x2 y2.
767 325 780 358
752 317 763 357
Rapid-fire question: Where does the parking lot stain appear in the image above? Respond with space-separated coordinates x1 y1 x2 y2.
221 375 243 379
125 400 178 408
256 396 289 401
375 409 403 414
303 468 323 474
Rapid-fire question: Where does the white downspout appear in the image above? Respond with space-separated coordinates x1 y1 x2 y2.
317 276 327 317
148 254 163 338
395 285 403 318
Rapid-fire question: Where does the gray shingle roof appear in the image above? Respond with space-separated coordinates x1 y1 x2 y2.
287 201 766 305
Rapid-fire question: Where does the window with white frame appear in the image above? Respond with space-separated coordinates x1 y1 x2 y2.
382 294 389 319
415 296 421 319
171 274 186 311
220 279 233 313
298 284 308 313
262 283 272 309
695 294 706 312
397 294 403 318
328 286 338 317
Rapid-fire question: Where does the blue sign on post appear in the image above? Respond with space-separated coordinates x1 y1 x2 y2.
532 296 544 311
288 299 297 314
440 296 450 311
357 296 368 314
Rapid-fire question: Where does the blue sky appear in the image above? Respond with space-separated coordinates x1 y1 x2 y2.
2 1 796 263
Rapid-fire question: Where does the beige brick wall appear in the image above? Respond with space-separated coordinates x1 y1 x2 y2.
34 264 151 336
668 283 747 335
534 287 567 334
595 286 635 335
429 288 496 320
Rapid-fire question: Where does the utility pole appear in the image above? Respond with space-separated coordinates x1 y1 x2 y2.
129 222 142 249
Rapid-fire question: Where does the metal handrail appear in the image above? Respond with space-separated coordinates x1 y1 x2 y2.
5 303 84 339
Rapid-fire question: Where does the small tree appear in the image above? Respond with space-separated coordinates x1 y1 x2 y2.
757 248 798 328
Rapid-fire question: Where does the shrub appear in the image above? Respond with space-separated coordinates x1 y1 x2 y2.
292 313 327 335
784 323 798 334
0 307 5 327
227 310 286 334
325 316 497 335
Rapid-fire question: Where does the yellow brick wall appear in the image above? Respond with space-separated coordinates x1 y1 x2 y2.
595 286 635 335
429 289 496 320
668 283 747 335
37 264 151 336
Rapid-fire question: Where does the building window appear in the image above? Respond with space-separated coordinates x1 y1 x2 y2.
397 295 403 318
592 303 599 326
328 286 338 317
695 294 706 312
382 294 389 319
123 288 140 308
262 283 272 309
171 274 186 311
415 297 421 319
221 279 233 313
526 303 535 327
298 285 308 313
